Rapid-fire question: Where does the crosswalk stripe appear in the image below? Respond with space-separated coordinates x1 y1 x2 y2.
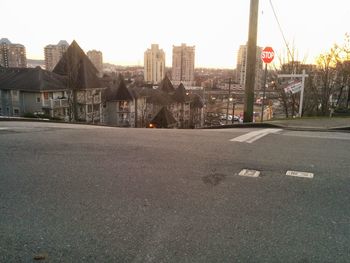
230 128 282 143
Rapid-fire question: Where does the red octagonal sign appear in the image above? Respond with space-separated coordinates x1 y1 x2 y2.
261 46 275 64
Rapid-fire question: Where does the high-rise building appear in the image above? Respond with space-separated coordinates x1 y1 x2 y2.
44 40 69 71
87 50 103 74
0 38 27 68
144 44 165 84
172 44 195 86
236 44 263 90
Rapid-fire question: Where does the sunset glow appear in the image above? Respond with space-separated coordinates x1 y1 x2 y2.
2 0 350 68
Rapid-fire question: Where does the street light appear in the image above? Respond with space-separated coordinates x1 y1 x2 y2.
229 97 236 124
226 78 232 125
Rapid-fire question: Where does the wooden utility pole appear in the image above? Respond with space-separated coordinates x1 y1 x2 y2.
244 0 259 123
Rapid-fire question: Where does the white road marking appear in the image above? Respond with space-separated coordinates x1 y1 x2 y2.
0 128 9 130
286 170 314 179
230 128 282 143
238 169 261 177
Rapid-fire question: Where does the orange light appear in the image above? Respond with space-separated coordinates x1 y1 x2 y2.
149 123 154 128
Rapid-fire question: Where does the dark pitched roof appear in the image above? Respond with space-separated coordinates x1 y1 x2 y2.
53 40 102 90
150 107 177 128
173 83 187 103
115 77 133 101
148 89 172 105
130 87 172 105
190 94 204 108
105 76 133 101
0 67 67 91
159 75 175 93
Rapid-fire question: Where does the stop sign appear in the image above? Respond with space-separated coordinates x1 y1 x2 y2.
261 46 275 64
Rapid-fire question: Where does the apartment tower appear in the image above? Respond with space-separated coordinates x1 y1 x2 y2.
144 44 165 84
87 50 103 74
172 44 195 86
236 44 263 90
44 40 69 71
0 38 27 68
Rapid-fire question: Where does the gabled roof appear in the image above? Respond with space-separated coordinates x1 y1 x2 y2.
0 67 67 91
115 77 133 101
159 75 175 93
53 40 102 90
130 87 172 105
173 83 187 103
190 94 204 108
150 107 177 128
105 75 133 101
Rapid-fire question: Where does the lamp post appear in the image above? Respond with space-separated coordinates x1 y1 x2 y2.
225 78 232 124
230 97 235 124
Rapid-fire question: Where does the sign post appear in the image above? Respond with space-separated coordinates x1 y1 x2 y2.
260 47 275 122
278 70 308 117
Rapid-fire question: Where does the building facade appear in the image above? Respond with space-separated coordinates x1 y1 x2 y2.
0 38 27 68
172 44 195 86
236 44 263 90
87 50 103 75
44 40 69 71
144 44 165 84
0 67 68 118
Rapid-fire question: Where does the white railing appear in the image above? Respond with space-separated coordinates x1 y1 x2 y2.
43 99 69 108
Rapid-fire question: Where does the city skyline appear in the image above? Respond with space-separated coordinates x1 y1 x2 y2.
2 0 350 68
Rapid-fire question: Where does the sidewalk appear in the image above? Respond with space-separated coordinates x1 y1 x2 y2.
204 117 350 131
266 117 350 131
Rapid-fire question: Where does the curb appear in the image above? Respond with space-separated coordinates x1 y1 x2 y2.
202 123 281 129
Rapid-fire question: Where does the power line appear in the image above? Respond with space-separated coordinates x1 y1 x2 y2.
269 0 293 60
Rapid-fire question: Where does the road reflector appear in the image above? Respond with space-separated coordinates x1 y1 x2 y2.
286 170 314 179
239 169 260 178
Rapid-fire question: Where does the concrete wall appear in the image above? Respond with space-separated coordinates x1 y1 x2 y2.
0 89 37 116
104 100 135 127
21 92 43 114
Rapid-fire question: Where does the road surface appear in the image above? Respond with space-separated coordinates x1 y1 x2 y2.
1 122 350 262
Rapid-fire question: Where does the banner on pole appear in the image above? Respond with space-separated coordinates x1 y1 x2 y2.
284 80 302 94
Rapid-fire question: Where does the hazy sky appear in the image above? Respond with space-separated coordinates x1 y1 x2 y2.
2 0 349 68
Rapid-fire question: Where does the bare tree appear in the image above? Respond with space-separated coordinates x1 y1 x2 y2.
315 47 339 115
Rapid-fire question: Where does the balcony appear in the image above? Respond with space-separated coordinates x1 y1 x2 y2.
43 98 69 109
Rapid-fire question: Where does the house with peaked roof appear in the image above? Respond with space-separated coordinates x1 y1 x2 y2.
99 73 204 128
103 76 136 127
130 76 205 128
159 75 175 94
171 82 191 128
150 106 177 128
0 67 68 118
53 40 104 123
130 86 169 128
190 93 205 128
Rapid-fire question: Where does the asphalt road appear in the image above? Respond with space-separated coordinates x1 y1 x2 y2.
1 121 350 262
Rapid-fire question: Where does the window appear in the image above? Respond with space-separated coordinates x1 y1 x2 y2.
11 90 19 101
13 108 20 116
118 101 129 112
44 92 49 100
36 97 41 103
